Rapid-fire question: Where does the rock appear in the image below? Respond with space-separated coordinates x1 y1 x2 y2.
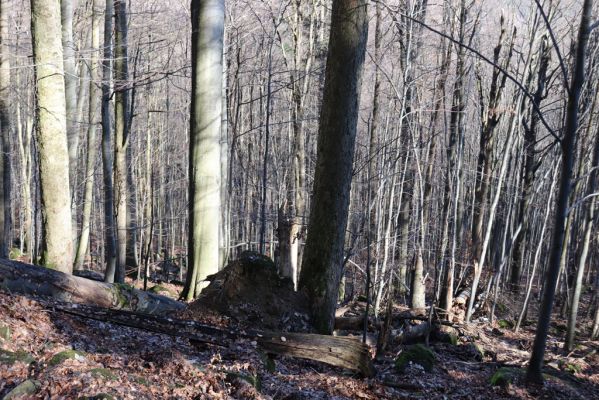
3 379 41 399
49 349 86 366
79 394 115 400
395 344 436 373
460 343 484 361
0 349 34 365
497 319 513 329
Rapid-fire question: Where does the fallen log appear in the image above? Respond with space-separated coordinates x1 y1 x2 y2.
0 258 184 316
258 332 375 377
36 296 376 377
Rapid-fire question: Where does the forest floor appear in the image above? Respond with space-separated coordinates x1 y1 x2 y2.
1 279 598 399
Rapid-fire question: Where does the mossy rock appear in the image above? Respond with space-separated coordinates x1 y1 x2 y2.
395 344 436 372
226 371 261 391
490 367 521 387
497 319 513 329
462 343 485 361
89 368 117 380
3 379 41 399
49 349 86 366
0 349 35 365
0 323 10 341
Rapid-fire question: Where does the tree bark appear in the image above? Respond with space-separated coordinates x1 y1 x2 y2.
101 0 117 283
74 0 101 270
298 0 368 334
183 0 224 300
31 0 74 272
0 0 11 258
113 0 130 283
526 0 592 384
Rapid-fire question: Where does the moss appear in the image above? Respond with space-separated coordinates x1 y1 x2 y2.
490 367 520 387
90 368 117 380
49 349 86 366
131 374 150 386
8 248 22 260
226 371 261 391
395 344 436 373
558 360 582 375
259 351 276 373
0 349 35 365
497 319 513 329
3 379 41 399
0 323 10 341
112 284 134 307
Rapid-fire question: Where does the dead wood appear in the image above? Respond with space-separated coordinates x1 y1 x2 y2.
258 331 375 377
0 258 184 316
36 295 376 377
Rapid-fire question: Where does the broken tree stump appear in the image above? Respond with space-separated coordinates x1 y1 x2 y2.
0 258 184 316
258 332 375 377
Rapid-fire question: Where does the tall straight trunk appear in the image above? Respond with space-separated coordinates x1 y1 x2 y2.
526 0 592 384
113 0 129 283
510 38 550 291
565 90 599 351
183 0 224 300
30 0 74 272
74 0 101 269
298 0 368 334
439 0 466 314
102 0 117 282
61 0 78 182
0 0 11 257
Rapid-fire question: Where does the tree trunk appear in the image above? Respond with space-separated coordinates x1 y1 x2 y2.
101 0 117 283
565 91 599 351
31 0 73 273
0 0 11 258
113 0 130 283
526 0 592 384
61 0 78 183
74 0 101 270
183 0 224 300
298 0 368 334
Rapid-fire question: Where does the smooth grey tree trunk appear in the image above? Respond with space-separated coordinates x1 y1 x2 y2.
30 0 74 272
298 0 368 334
61 0 78 183
183 0 224 300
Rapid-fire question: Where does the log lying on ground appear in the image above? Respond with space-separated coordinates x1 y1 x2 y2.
0 258 184 316
39 296 375 376
258 332 375 377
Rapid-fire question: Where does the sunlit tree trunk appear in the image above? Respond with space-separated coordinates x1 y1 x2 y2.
183 0 224 300
30 0 74 272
